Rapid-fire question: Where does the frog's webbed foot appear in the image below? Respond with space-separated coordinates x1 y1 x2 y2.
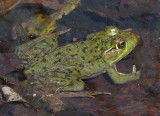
107 64 141 84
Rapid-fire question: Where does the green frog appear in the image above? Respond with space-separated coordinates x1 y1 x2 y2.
15 26 141 92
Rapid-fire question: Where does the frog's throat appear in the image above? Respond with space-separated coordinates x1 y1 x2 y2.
106 64 141 84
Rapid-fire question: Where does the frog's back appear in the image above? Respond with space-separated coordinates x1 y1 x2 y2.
21 41 87 74
15 34 58 67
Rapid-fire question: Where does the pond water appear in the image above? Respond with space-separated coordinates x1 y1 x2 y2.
0 0 160 116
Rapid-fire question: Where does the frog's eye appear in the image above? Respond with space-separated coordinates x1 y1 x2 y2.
105 26 119 36
116 40 126 49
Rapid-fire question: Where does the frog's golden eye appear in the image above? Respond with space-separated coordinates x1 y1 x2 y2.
116 40 125 49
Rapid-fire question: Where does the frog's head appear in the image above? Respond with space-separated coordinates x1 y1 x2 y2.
101 26 141 84
103 26 140 66
87 26 141 84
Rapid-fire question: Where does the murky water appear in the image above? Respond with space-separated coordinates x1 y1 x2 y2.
0 0 160 116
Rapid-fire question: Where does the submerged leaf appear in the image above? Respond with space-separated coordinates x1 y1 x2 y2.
1 86 26 102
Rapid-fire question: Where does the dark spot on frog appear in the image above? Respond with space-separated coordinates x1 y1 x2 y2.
90 49 93 52
44 52 48 56
34 54 39 58
71 68 81 74
91 63 95 66
88 61 91 63
53 59 62 64
100 40 104 43
41 40 48 44
53 61 58 64
49 39 56 45
67 69 72 73
42 58 47 62
56 68 60 71
81 56 85 60
55 52 62 56
28 45 36 51
70 54 78 57
100 47 104 51
93 55 100 60
43 67 47 70
79 64 84 68
95 46 99 48
68 81 74 87
58 59 62 62
82 47 88 53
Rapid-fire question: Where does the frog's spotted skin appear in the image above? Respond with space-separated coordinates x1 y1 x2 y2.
15 26 141 91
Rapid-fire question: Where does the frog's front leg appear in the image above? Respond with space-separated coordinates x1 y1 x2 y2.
107 65 141 84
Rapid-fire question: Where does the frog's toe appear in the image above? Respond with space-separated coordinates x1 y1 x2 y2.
107 64 141 84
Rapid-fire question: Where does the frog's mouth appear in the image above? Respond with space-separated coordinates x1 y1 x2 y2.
107 63 141 84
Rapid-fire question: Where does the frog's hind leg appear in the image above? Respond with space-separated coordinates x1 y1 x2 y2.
39 74 85 92
55 78 112 97
62 79 85 91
